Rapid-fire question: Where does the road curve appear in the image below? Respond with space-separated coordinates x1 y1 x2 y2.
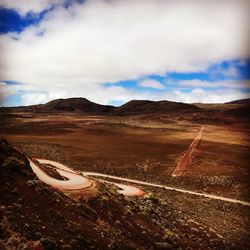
29 159 93 190
97 179 144 196
29 158 144 196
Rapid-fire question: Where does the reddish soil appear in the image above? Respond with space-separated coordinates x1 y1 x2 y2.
0 110 249 199
0 113 195 176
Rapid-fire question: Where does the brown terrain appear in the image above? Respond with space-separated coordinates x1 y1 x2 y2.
0 97 250 249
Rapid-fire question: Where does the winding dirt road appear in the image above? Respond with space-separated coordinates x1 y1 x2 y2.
29 159 93 190
172 126 204 177
30 158 144 196
29 158 250 206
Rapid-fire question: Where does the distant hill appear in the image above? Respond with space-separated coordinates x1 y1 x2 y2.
37 97 115 114
225 98 250 105
113 100 199 115
0 98 115 115
0 98 200 115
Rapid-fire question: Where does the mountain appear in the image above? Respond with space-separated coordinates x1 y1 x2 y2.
225 98 250 105
0 98 200 115
0 98 115 115
37 97 115 114
113 100 199 115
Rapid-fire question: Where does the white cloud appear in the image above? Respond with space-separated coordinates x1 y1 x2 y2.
0 0 249 105
149 88 249 104
21 92 48 106
0 0 61 15
221 66 239 78
179 79 250 89
138 79 164 89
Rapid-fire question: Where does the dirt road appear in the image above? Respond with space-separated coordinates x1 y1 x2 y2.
30 158 144 196
29 158 250 206
172 126 204 176
84 171 250 206
29 158 93 190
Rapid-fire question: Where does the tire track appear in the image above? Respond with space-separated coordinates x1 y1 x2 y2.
172 126 204 177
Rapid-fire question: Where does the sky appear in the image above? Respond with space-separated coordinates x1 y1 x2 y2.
0 0 249 107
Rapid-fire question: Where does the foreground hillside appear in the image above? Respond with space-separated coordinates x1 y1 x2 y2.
0 139 167 249
2 140 248 249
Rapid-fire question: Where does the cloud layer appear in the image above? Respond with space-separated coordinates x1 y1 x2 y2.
0 0 249 105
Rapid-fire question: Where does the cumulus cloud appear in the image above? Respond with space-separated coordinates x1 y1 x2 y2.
0 0 249 105
138 79 164 89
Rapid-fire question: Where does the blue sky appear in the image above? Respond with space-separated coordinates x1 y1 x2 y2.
0 0 249 106
0 8 46 34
